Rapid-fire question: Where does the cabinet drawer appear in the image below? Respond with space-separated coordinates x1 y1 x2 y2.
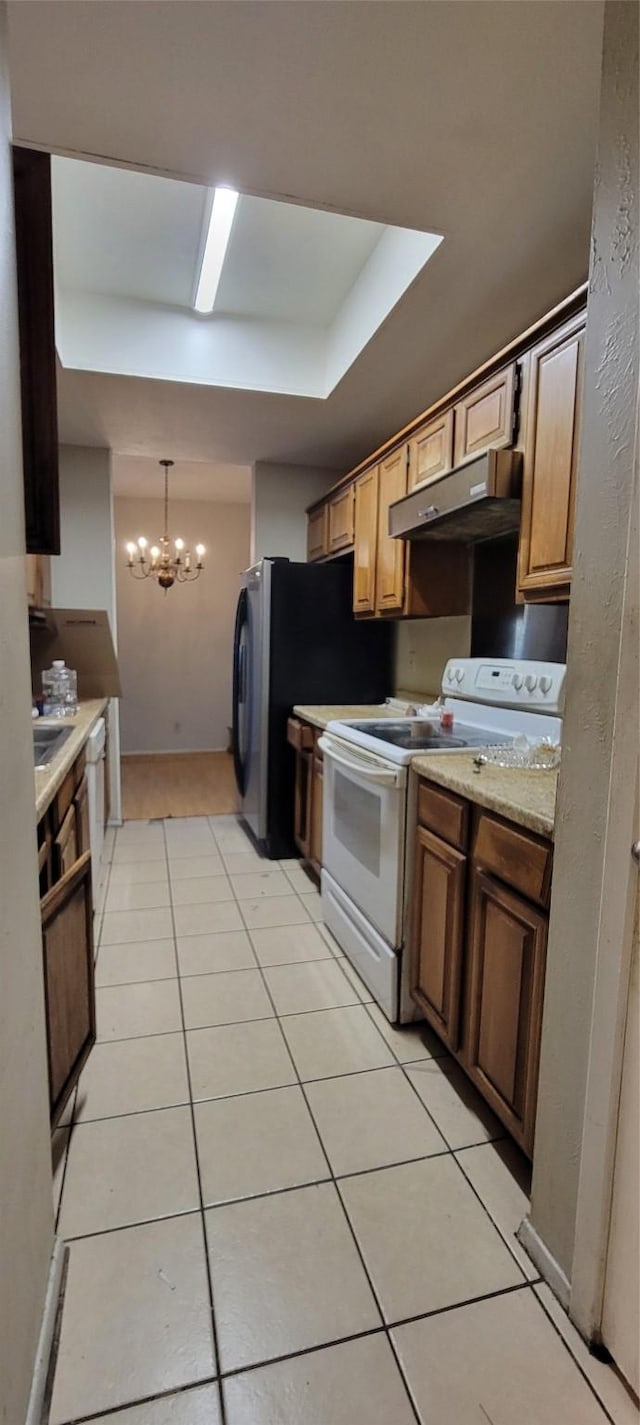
55 749 86 829
287 716 315 752
417 780 469 851
473 812 552 908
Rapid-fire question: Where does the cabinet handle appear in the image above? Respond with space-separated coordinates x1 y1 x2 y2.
418 505 439 520
632 841 640 863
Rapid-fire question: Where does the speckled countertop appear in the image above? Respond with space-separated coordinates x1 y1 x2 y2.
411 752 558 840
35 699 108 821
293 692 438 733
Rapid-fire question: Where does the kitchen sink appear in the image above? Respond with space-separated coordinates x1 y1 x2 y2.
33 723 72 768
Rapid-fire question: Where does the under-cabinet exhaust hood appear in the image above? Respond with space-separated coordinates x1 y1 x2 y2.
389 448 522 543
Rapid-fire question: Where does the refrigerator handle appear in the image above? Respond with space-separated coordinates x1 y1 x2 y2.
232 587 248 797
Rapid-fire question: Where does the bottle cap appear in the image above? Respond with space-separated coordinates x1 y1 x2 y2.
53 660 66 669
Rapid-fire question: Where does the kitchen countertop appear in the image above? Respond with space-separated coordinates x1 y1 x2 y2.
293 694 438 733
411 751 558 840
35 699 108 821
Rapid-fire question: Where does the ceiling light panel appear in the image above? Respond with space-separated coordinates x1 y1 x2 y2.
194 186 239 313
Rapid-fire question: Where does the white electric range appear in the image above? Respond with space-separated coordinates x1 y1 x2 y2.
319 657 566 1022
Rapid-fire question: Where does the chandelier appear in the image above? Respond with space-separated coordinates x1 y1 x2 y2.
126 460 205 591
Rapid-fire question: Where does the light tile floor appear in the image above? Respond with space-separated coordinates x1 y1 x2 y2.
50 815 635 1425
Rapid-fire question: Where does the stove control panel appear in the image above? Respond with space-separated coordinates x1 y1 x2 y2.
442 658 566 713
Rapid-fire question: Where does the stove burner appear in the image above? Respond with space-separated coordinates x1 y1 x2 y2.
346 720 513 752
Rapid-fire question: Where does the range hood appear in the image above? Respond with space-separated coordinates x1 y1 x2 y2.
389 448 522 543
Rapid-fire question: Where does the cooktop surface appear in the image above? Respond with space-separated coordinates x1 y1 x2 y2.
347 719 513 751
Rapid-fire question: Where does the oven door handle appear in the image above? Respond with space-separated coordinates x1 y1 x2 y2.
318 736 403 787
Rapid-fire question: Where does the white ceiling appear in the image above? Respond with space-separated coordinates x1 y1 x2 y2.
112 456 251 504
8 0 604 473
217 198 383 326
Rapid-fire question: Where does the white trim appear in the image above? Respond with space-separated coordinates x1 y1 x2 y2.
25 1237 68 1425
517 1218 571 1309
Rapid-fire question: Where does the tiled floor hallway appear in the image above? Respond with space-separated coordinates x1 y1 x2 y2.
50 816 635 1425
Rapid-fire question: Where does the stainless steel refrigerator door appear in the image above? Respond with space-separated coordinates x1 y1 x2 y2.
240 560 271 841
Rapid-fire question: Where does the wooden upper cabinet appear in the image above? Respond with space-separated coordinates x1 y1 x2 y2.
376 446 408 615
517 314 585 600
12 148 60 555
353 466 379 614
327 486 355 553
453 363 516 467
464 868 548 1155
307 505 328 562
410 825 467 1051
408 409 454 491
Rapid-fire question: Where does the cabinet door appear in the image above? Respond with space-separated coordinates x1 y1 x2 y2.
12 148 60 555
328 487 355 553
453 363 516 467
376 447 408 615
307 506 328 562
517 315 585 599
293 749 313 858
75 773 91 858
41 850 95 1126
465 869 548 1155
410 826 466 1050
309 752 324 873
353 467 379 614
408 409 454 491
55 804 78 880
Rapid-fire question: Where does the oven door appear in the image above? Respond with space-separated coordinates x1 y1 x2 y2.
319 734 407 947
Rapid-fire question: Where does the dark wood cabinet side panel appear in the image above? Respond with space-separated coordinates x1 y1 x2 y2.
12 147 60 555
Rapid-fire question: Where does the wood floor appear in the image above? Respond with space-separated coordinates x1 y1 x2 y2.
121 751 237 820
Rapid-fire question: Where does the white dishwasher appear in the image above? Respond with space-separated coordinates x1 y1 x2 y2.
86 716 106 912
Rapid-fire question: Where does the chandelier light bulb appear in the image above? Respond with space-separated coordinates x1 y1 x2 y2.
174 538 185 552
150 546 160 560
126 542 136 555
196 544 205 557
137 536 147 550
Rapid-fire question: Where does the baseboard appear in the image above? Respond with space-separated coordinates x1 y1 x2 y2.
121 748 229 759
25 1236 68 1425
517 1216 571 1308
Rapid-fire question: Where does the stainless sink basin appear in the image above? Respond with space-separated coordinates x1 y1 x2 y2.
33 724 72 768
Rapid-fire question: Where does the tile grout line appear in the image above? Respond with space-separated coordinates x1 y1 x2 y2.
357 996 533 1285
530 1284 619 1425
220 862 424 1425
161 820 228 1425
64 819 613 1424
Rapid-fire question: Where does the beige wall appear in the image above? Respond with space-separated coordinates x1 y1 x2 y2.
529 0 639 1299
52 444 122 820
115 497 250 753
393 616 471 699
0 8 55 1420
251 461 335 564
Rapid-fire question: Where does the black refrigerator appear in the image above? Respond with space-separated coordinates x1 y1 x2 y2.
232 558 393 859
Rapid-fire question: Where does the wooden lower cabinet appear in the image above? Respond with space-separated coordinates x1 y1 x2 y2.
464 870 548 1154
411 825 466 1051
41 851 95 1126
309 751 324 875
38 744 97 1127
289 717 324 876
409 780 551 1156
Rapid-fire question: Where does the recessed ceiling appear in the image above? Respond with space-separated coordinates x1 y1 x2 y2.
52 157 440 399
8 0 604 470
112 455 251 504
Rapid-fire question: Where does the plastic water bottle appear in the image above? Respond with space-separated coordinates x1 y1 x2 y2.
41 660 78 718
